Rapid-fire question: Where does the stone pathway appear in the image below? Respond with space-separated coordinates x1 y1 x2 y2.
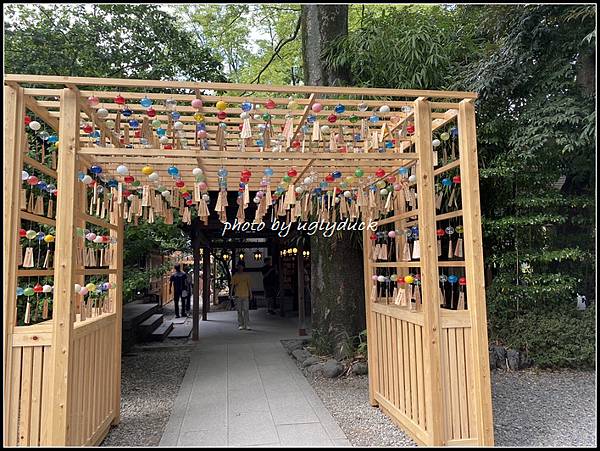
159 309 349 447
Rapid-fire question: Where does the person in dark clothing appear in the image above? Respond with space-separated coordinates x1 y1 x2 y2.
261 257 279 315
184 267 193 312
169 264 188 318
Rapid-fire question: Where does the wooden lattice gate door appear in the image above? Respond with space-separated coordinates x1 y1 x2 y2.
362 99 494 446
4 86 124 446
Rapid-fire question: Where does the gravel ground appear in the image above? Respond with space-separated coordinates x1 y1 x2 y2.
100 348 191 447
491 369 596 447
302 363 596 447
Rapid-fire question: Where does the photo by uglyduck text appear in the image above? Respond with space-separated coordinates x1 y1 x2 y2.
221 218 379 238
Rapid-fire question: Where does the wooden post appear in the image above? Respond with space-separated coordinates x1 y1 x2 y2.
458 99 494 445
212 255 218 305
297 244 306 336
202 248 210 321
109 197 124 425
49 87 80 445
3 84 25 443
414 97 445 445
362 227 378 407
192 240 200 341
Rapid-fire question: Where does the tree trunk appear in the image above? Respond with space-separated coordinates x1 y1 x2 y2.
311 233 365 359
301 4 365 359
577 48 595 97
301 5 350 86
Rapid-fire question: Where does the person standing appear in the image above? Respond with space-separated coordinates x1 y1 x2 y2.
261 257 279 315
184 268 193 313
169 264 187 318
231 262 253 330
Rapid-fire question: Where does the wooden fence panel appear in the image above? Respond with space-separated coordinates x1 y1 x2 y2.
5 341 53 447
67 314 117 445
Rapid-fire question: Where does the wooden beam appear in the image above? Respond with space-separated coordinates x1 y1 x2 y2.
77 147 419 160
24 95 60 131
109 193 124 426
5 74 479 99
65 84 122 148
289 93 316 147
23 155 57 179
413 97 444 445
362 227 378 407
3 84 26 445
458 99 494 445
49 87 80 445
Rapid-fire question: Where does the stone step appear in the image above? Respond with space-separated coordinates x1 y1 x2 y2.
149 321 174 341
168 322 193 338
122 302 160 329
138 314 164 337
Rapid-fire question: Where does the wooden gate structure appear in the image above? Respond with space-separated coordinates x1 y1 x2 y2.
3 74 493 446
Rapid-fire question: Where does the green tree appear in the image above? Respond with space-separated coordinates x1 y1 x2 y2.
4 4 225 81
179 4 302 85
325 4 596 367
453 5 596 367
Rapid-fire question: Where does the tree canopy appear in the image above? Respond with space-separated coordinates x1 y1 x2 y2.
4 4 225 81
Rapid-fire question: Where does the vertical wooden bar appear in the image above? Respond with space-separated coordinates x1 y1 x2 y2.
456 328 469 438
3 85 25 445
75 338 84 443
415 325 426 429
31 347 44 446
40 347 52 444
458 99 494 445
8 348 23 445
409 324 418 421
381 316 388 399
390 318 398 409
402 321 411 419
463 330 477 434
83 335 92 440
75 162 87 321
448 328 460 439
414 97 444 445
362 228 378 406
19 347 33 446
49 87 80 445
110 195 124 425
396 320 405 414
440 329 452 439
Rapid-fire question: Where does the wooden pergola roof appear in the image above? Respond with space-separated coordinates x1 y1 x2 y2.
5 74 472 192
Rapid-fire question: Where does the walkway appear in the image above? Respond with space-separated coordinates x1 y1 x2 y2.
159 308 351 447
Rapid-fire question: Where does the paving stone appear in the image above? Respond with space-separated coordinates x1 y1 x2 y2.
177 428 227 446
156 309 348 447
228 411 279 446
276 422 334 446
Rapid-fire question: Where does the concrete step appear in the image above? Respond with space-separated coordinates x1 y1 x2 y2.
168 322 193 338
149 321 174 341
139 313 164 328
122 302 160 330
137 314 164 339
